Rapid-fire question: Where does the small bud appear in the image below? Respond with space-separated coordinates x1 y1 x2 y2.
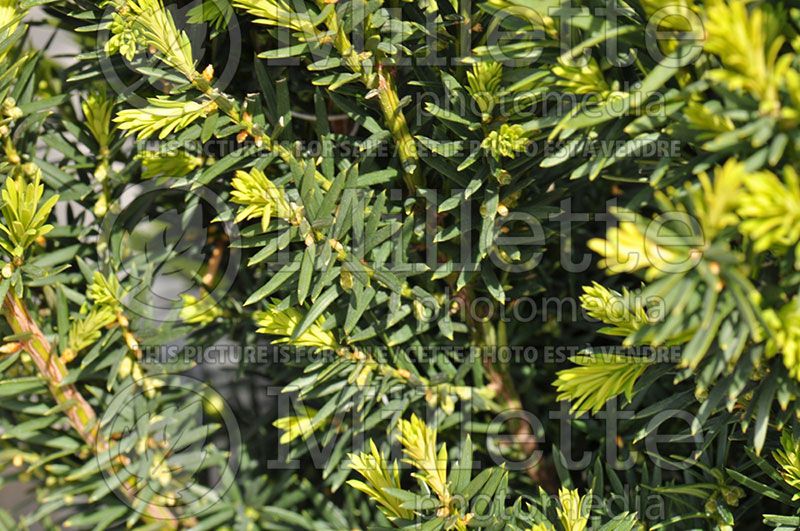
495 169 511 185
125 331 138 352
94 160 108 182
2 263 13 278
449 299 460 314
12 453 24 467
203 389 225 418
61 348 77 364
21 162 38 176
119 355 133 379
413 299 429 321
329 238 345 257
340 269 353 291
0 342 21 354
93 193 108 218
2 97 21 119
236 130 248 143
424 387 436 407
202 64 215 82
150 454 172 486
136 436 147 455
440 393 455 415
704 498 717 514
131 360 143 381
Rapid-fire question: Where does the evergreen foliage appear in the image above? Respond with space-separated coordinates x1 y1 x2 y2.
0 0 799 529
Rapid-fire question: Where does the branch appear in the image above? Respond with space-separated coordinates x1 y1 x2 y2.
322 9 424 193
467 296 557 491
3 291 183 528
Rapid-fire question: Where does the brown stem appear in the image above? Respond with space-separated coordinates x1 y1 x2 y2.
465 293 556 489
202 234 227 289
3 291 182 528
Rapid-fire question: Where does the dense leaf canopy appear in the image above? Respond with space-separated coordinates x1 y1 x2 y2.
0 0 799 529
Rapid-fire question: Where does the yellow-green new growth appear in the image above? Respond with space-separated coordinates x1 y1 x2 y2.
114 97 217 140
106 9 141 61
482 124 528 160
764 298 800 381
273 406 323 444
639 0 697 31
0 172 59 258
347 439 414 520
179 293 223 325
704 0 788 113
137 149 203 180
87 271 123 311
347 417 475 527
522 488 596 531
231 0 318 35
690 158 745 240
553 56 611 99
774 430 800 500
81 91 115 151
230 168 294 231
580 282 649 337
554 353 653 414
398 414 449 504
556 488 590 531
0 0 22 64
233 0 423 192
467 61 503 117
682 101 735 140
587 210 686 281
65 305 118 361
737 166 800 254
254 305 338 349
107 0 196 78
